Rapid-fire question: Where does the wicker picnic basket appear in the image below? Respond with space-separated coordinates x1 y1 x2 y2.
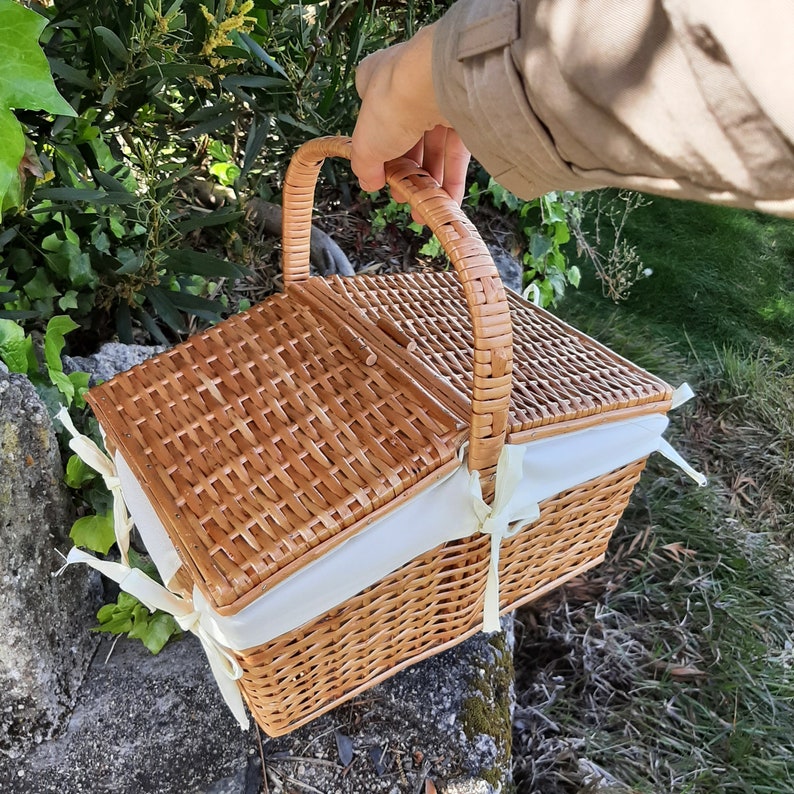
82 136 676 736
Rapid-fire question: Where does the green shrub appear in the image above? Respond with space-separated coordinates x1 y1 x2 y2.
1 0 446 342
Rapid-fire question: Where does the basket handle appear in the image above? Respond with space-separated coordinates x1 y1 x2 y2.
281 135 512 481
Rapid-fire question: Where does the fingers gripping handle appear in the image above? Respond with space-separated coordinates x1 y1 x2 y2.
281 136 513 480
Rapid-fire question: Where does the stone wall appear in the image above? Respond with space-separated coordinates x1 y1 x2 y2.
0 372 101 757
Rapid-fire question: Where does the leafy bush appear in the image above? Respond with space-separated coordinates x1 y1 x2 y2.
1 0 446 343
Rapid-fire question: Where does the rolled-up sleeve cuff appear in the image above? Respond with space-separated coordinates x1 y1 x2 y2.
432 0 602 199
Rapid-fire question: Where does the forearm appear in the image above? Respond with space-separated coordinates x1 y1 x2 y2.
433 0 794 217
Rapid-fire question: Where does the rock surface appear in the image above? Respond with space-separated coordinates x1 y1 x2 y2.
63 342 165 385
0 622 513 793
0 372 102 757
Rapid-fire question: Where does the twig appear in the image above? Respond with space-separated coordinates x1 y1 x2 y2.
256 728 268 794
265 755 342 770
104 634 122 664
281 775 328 794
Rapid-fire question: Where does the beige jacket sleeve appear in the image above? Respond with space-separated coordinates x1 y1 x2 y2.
432 0 794 217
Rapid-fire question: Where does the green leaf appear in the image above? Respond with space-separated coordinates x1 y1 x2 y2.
181 110 238 139
114 248 144 276
0 108 25 217
58 290 79 310
128 548 160 580
23 268 59 300
567 265 582 288
529 233 553 262
49 369 75 403
35 187 138 205
221 74 287 90
164 291 225 323
0 1 75 116
238 32 288 77
116 592 139 611
70 512 115 554
44 314 79 374
67 247 98 289
68 370 90 408
48 59 95 90
96 603 117 623
93 615 133 634
135 307 170 346
541 193 567 224
209 161 241 187
553 221 571 245
144 286 187 333
137 62 212 79
162 248 251 278
93 26 129 63
174 209 244 234
65 453 96 488
140 612 179 655
0 318 29 373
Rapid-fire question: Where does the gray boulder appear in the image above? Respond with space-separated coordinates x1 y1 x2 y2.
0 372 101 757
0 623 513 793
63 342 165 386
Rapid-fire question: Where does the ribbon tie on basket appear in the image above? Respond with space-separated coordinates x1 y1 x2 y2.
54 409 250 730
469 444 540 634
658 384 708 487
62 548 249 729
56 407 134 567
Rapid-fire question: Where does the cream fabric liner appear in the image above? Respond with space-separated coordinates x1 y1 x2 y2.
116 412 677 651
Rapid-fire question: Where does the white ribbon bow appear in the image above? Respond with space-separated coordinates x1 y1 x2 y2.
469 444 540 633
55 409 250 730
468 385 706 634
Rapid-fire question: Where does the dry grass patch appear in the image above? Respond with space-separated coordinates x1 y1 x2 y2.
512 323 794 793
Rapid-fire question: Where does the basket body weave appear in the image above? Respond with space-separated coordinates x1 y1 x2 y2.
84 138 672 736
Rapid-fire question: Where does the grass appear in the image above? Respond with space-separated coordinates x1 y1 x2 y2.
567 194 794 357
511 198 794 793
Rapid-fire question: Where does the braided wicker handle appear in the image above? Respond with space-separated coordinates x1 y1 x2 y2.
281 135 512 480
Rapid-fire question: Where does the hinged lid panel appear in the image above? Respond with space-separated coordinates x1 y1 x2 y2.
332 271 672 436
87 290 466 612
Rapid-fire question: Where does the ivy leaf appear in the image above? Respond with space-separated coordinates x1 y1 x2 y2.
44 314 79 374
0 107 25 215
140 612 180 655
68 371 90 409
65 453 96 488
0 317 29 373
70 512 115 554
93 614 133 634
529 233 553 263
0 0 75 216
0 1 75 116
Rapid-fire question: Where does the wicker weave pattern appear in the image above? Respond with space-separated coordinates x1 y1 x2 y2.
232 460 644 736
88 289 466 610
83 136 675 737
497 458 647 610
333 271 672 436
282 137 513 479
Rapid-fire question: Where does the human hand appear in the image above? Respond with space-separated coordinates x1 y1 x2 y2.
351 23 471 212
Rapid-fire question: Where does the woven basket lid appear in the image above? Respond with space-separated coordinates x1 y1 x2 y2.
330 270 672 439
87 286 467 613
